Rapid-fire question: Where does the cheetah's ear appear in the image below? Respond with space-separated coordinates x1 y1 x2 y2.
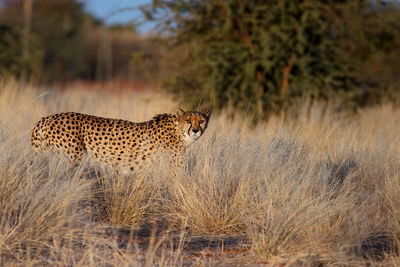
204 110 211 119
175 108 186 119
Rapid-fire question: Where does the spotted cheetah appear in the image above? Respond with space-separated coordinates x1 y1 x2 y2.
31 109 210 170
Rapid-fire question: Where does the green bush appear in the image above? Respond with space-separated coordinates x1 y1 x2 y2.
0 25 43 80
144 0 400 120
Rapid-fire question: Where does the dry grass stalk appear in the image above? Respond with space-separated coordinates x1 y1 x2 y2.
0 81 400 265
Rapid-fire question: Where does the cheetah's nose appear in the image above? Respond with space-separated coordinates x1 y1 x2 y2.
193 129 199 134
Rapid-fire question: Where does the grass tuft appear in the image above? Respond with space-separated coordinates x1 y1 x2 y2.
1 82 400 265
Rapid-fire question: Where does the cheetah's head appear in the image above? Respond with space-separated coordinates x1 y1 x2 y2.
175 108 210 145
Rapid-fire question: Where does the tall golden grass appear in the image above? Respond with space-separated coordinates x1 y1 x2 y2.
1 80 400 265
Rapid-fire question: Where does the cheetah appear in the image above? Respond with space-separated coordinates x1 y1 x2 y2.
31 109 210 170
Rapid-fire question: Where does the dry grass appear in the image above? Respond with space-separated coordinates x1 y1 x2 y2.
1 80 400 265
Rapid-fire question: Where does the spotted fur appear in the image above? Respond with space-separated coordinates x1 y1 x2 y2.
31 109 210 170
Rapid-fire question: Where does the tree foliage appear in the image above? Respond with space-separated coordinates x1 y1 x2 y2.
0 0 90 82
0 24 43 80
145 0 400 119
0 0 147 83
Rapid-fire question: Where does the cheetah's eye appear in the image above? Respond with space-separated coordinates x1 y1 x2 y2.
199 120 204 124
185 119 191 124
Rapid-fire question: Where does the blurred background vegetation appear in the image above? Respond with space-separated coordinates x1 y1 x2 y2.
0 0 160 85
0 0 399 120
